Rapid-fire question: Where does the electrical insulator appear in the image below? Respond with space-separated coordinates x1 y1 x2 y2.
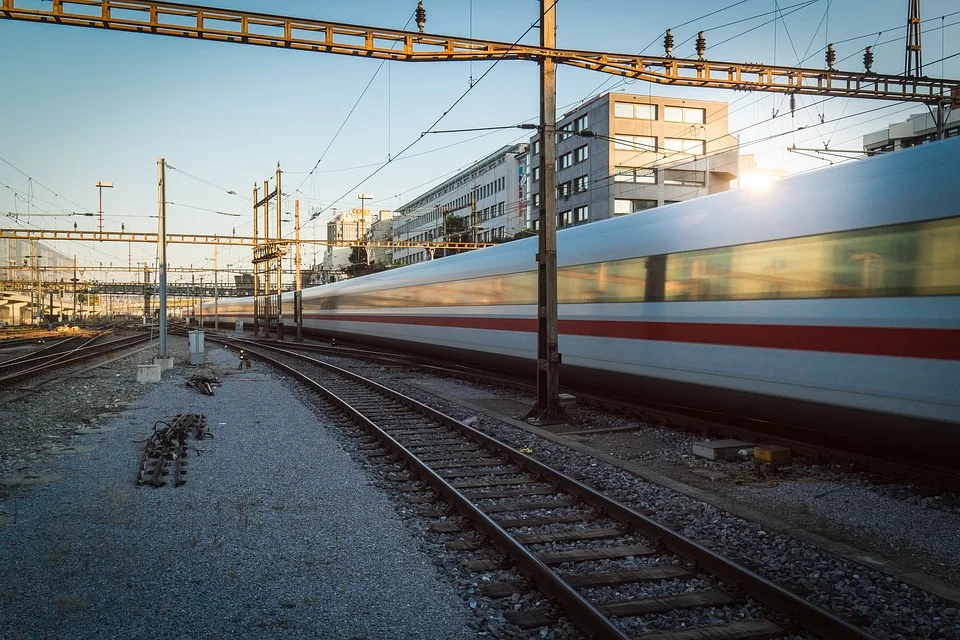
789 93 796 117
863 46 874 72
825 43 836 70
695 31 706 60
663 29 674 58
415 1 426 34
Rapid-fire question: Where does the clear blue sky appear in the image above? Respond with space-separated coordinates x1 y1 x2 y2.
1 0 957 277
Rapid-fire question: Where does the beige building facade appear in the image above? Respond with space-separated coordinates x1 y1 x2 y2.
528 92 740 229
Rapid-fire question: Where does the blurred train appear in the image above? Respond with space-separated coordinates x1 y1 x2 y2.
207 138 960 464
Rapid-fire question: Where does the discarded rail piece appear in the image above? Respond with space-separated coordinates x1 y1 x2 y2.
136 414 210 487
186 373 220 396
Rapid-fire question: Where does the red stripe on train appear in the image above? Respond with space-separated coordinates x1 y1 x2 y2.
292 313 959 361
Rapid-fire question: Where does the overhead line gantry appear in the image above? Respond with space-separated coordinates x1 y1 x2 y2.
0 228 494 251
1 0 956 432
1 0 957 102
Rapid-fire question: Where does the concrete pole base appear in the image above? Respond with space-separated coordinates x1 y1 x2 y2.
153 356 175 370
136 364 162 383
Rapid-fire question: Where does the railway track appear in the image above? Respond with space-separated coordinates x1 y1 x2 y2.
0 335 70 350
217 336 874 640
224 335 960 493
0 332 152 386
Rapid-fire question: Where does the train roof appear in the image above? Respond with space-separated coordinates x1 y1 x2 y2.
314 136 960 295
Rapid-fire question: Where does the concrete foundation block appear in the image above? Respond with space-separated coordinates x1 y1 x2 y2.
136 364 162 383
692 439 755 461
153 356 175 370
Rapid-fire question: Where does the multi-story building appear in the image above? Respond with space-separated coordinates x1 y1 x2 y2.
323 208 370 273
392 143 528 265
527 92 739 230
366 210 394 268
863 109 960 154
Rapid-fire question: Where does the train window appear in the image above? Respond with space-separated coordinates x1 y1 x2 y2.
660 216 960 302
315 216 958 310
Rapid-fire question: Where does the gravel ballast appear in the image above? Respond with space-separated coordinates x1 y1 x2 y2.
0 342 475 639
321 357 960 640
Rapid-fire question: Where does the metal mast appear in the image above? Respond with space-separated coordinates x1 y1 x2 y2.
905 0 923 77
528 0 563 422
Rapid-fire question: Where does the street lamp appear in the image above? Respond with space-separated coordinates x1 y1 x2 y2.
95 181 114 240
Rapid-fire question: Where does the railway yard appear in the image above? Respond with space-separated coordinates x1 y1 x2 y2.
0 326 958 640
1 0 959 638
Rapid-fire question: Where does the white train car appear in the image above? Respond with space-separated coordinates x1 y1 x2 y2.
212 138 960 463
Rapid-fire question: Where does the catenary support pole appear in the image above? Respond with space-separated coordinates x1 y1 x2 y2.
295 199 302 341
276 163 283 341
72 255 77 320
263 179 270 336
157 157 168 358
527 0 564 422
252 182 259 336
213 245 218 331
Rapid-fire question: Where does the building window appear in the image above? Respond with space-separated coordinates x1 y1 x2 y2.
533 139 540 155
558 181 571 198
574 145 589 163
558 152 573 169
498 202 504 216
558 123 573 142
614 135 657 151
663 138 704 155
532 193 540 208
574 114 589 131
664 106 705 123
614 167 656 183
615 198 658 215
533 166 540 181
559 210 572 227
574 175 589 193
614 102 657 120
574 205 589 223
663 169 706 186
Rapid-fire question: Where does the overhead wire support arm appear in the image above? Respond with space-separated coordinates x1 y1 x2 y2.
1 0 957 104
0 227 496 250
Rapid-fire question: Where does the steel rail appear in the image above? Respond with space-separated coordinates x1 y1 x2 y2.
0 333 151 385
0 335 71 350
219 337 876 640
0 332 107 372
247 336 960 492
219 339 628 639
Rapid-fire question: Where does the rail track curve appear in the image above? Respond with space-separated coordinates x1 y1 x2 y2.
216 336 876 640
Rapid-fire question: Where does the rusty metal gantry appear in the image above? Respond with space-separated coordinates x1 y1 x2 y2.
0 228 493 251
1 0 957 102
2 0 957 421
252 166 284 339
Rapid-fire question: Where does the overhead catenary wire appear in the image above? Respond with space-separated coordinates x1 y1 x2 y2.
304 0 560 226
292 10 417 200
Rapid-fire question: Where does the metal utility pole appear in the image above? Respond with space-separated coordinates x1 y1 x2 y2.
471 198 477 244
905 0 922 78
213 245 218 331
263 179 270 337
157 158 168 359
527 0 563 422
252 182 259 336
95 181 113 240
72 255 77 320
276 164 283 340
295 199 303 341
143 262 150 324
